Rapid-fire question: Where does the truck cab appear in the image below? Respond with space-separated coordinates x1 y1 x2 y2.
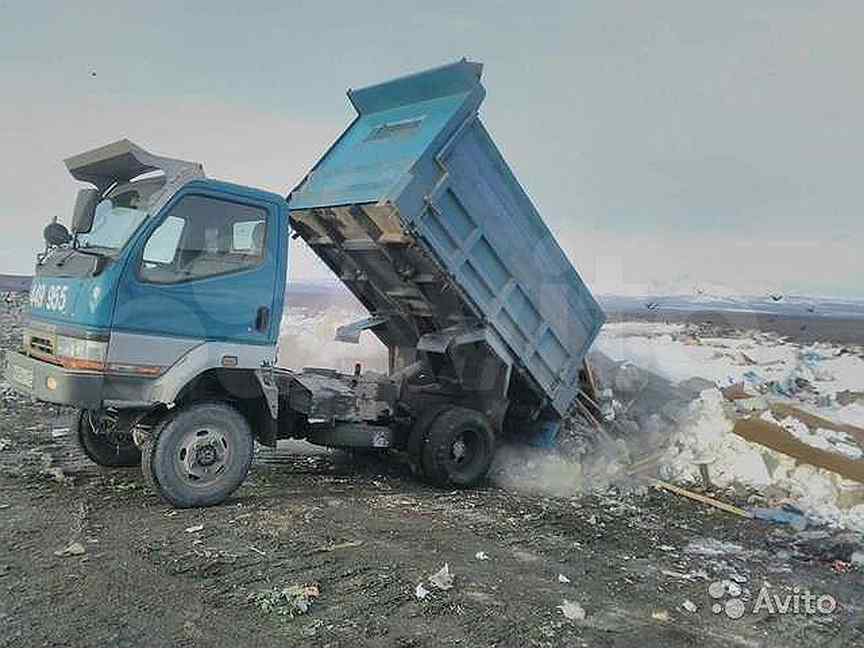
6 140 310 506
16 140 290 403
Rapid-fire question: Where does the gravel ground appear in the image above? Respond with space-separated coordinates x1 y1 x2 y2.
1 293 862 648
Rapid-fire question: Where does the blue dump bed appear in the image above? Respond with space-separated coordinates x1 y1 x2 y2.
289 60 605 416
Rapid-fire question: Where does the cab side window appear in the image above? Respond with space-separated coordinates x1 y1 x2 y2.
140 195 268 284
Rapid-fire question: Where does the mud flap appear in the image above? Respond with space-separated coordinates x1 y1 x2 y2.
253 368 280 447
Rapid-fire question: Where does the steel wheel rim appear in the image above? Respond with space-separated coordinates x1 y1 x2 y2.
449 429 481 468
175 427 231 486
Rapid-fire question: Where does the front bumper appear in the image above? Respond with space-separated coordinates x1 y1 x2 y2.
3 350 104 408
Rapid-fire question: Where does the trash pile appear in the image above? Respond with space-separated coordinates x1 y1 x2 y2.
577 321 864 534
595 322 864 411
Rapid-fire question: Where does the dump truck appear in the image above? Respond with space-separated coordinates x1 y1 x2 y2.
4 60 605 507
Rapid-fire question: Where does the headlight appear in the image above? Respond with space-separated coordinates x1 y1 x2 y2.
56 335 107 371
52 334 162 375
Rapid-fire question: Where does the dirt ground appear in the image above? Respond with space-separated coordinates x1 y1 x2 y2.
1 297 863 647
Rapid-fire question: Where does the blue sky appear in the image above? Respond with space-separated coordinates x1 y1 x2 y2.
1 1 861 296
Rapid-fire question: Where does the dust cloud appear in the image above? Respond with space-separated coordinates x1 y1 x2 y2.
277 305 387 374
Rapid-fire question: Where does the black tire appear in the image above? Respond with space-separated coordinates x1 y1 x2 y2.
420 407 495 488
75 409 141 468
406 405 450 460
141 402 254 508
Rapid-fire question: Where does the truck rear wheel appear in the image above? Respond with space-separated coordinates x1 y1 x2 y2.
141 402 254 508
75 409 141 468
406 405 449 464
421 407 495 488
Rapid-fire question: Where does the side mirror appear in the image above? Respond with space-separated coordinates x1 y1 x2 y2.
43 220 71 247
71 188 100 234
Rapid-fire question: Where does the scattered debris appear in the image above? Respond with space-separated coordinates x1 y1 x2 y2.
249 584 319 617
721 383 755 401
557 599 586 621
185 524 204 533
315 540 363 552
557 573 571 584
661 569 708 581
692 457 715 489
750 506 808 530
837 391 864 407
651 609 671 622
54 542 86 557
42 467 68 484
831 560 851 574
474 551 490 561
428 563 454 591
685 538 749 557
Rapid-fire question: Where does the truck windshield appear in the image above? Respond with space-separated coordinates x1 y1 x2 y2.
76 180 164 256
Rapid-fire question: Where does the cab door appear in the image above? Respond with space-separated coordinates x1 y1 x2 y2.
112 188 283 350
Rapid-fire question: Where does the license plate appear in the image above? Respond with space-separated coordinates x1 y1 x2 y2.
9 363 34 390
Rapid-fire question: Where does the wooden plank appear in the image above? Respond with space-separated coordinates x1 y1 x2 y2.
733 417 864 484
378 232 412 245
650 479 752 518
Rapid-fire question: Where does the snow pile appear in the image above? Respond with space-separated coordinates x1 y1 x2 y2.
597 321 864 532
661 388 773 488
656 390 864 534
835 403 864 427
596 323 864 407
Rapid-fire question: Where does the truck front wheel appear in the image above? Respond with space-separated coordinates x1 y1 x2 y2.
76 409 141 468
421 407 495 488
141 402 254 508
